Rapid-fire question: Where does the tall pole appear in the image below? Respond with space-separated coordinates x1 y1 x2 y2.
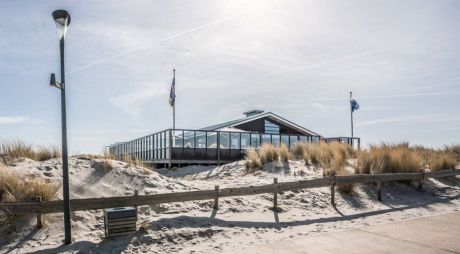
350 91 354 139
173 69 176 130
60 38 72 245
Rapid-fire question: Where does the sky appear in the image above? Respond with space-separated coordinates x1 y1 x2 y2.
0 0 459 154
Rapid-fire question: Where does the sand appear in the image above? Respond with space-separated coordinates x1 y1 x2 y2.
0 157 459 253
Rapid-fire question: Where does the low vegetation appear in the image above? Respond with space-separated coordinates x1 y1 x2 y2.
0 168 60 232
93 159 113 171
0 139 60 164
357 143 458 174
245 141 459 192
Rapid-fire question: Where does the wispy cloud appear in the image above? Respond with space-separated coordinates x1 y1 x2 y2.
109 85 169 118
311 91 460 102
282 50 390 74
356 114 460 127
0 116 29 125
68 13 241 74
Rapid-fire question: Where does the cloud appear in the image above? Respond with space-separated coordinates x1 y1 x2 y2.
109 85 169 118
356 114 460 127
0 116 29 125
312 102 326 111
311 91 460 102
68 13 241 74
286 50 390 73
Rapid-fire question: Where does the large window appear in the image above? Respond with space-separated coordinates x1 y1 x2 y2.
241 133 250 149
231 133 240 149
173 130 183 148
219 132 230 148
196 131 206 148
207 132 217 148
251 134 260 148
264 120 280 134
184 131 195 148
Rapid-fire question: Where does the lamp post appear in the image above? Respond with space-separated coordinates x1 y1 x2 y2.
50 9 72 245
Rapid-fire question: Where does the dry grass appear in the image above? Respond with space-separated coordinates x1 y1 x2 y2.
304 143 321 165
444 144 460 161
244 149 262 173
357 143 422 174
427 152 456 171
259 144 279 164
244 144 297 172
0 139 60 163
0 168 60 232
291 142 308 159
278 144 290 162
35 145 61 162
121 155 145 168
336 168 354 194
93 159 113 171
356 150 372 174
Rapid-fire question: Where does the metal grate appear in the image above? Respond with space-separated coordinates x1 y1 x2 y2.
104 207 137 238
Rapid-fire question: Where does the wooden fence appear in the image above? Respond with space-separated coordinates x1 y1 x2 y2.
1 170 459 218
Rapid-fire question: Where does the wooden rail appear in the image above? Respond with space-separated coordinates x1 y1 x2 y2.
1 169 459 215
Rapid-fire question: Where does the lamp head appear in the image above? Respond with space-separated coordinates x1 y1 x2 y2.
50 73 63 89
52 10 71 40
50 73 56 86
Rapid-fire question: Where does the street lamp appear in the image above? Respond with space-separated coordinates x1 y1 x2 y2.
50 9 72 245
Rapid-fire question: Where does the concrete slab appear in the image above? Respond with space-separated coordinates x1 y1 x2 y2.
233 212 460 254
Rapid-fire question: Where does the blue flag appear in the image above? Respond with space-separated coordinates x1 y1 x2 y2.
169 72 175 107
351 99 359 112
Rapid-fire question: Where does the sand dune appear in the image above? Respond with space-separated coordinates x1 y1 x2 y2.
1 157 459 253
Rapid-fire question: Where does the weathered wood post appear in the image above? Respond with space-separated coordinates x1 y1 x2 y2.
36 196 43 229
213 185 219 209
330 182 336 205
134 190 139 211
377 182 382 201
418 172 424 192
273 178 278 210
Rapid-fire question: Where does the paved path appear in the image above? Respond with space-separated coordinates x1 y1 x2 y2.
238 212 460 254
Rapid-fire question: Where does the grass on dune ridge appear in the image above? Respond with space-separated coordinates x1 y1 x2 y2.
245 141 459 192
0 139 60 164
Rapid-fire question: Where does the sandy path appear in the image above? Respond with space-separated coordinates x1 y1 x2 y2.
234 212 460 253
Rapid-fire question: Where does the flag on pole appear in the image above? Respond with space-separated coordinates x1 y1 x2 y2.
351 99 360 112
169 70 176 107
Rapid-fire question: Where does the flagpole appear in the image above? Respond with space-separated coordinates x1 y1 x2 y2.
173 69 176 130
350 91 353 139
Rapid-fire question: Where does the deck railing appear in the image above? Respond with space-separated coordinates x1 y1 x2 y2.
108 129 344 164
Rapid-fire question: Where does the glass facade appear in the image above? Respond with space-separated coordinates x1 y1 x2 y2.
207 132 217 148
220 132 229 148
107 128 350 163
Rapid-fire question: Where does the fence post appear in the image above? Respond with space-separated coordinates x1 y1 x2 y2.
418 172 424 192
36 196 43 229
273 178 278 210
213 185 219 209
330 182 336 205
377 182 382 201
134 190 139 211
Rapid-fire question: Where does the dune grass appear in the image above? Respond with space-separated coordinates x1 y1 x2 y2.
425 149 457 171
93 159 113 171
244 144 293 172
0 139 60 164
356 143 421 174
259 144 279 164
356 142 459 174
278 144 290 162
244 149 262 173
0 168 60 232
